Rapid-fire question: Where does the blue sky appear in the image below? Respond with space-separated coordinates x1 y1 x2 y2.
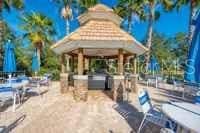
3 0 189 42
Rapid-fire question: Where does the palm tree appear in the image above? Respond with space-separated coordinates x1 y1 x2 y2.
175 0 200 45
0 0 24 65
142 0 174 70
54 0 73 35
114 0 145 34
53 0 74 73
61 4 73 35
54 0 98 35
76 0 98 12
21 12 55 68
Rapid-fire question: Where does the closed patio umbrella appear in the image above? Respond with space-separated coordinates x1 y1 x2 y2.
31 48 40 72
185 10 200 83
3 40 16 73
148 57 160 76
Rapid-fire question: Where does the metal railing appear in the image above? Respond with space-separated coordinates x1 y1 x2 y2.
0 71 26 83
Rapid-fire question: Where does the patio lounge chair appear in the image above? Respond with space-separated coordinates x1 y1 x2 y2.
147 77 158 88
25 79 41 96
137 89 175 133
171 80 188 99
39 74 52 87
173 80 200 100
173 80 183 90
25 75 50 98
183 82 200 98
160 128 175 133
142 74 163 89
5 76 30 103
0 87 21 112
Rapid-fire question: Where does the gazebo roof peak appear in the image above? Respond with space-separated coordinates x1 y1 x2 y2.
78 4 123 26
88 4 113 12
51 4 148 56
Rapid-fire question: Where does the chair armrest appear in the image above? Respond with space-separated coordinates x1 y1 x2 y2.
149 106 176 130
146 105 168 120
196 91 200 96
152 104 162 112
145 112 173 127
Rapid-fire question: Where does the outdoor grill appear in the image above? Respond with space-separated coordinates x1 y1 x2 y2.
88 70 112 90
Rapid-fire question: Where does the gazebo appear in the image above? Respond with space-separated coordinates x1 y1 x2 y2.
51 4 148 101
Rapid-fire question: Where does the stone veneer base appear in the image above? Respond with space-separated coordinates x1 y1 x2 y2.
112 75 125 102
130 74 138 93
60 73 69 93
73 75 88 101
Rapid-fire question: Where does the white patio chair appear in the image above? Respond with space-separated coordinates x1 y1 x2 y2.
160 128 175 133
43 73 52 85
25 80 41 97
183 82 200 100
146 76 161 89
39 74 52 89
147 78 158 88
0 87 21 112
39 77 50 87
6 76 29 103
173 80 184 92
137 89 175 133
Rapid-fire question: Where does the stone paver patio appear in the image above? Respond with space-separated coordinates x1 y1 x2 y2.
0 82 190 133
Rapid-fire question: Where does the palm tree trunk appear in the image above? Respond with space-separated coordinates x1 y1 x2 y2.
145 4 154 71
36 48 41 71
128 14 132 34
188 1 196 46
66 19 70 35
36 42 42 71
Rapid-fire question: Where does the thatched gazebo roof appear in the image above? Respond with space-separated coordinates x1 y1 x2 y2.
51 4 148 57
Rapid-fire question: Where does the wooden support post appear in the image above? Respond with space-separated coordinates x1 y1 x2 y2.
124 56 128 64
61 54 65 73
78 48 84 75
124 56 131 72
129 54 138 93
84 58 89 71
118 49 124 75
133 55 137 74
71 56 74 72
66 55 70 72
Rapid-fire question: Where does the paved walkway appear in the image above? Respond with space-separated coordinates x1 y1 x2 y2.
0 82 188 133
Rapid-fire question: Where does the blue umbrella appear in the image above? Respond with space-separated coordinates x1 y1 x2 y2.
3 40 16 73
185 10 200 83
32 48 40 72
148 57 160 75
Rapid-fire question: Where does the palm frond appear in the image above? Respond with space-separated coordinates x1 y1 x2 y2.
12 0 24 9
3 0 11 11
154 11 160 20
20 12 56 53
